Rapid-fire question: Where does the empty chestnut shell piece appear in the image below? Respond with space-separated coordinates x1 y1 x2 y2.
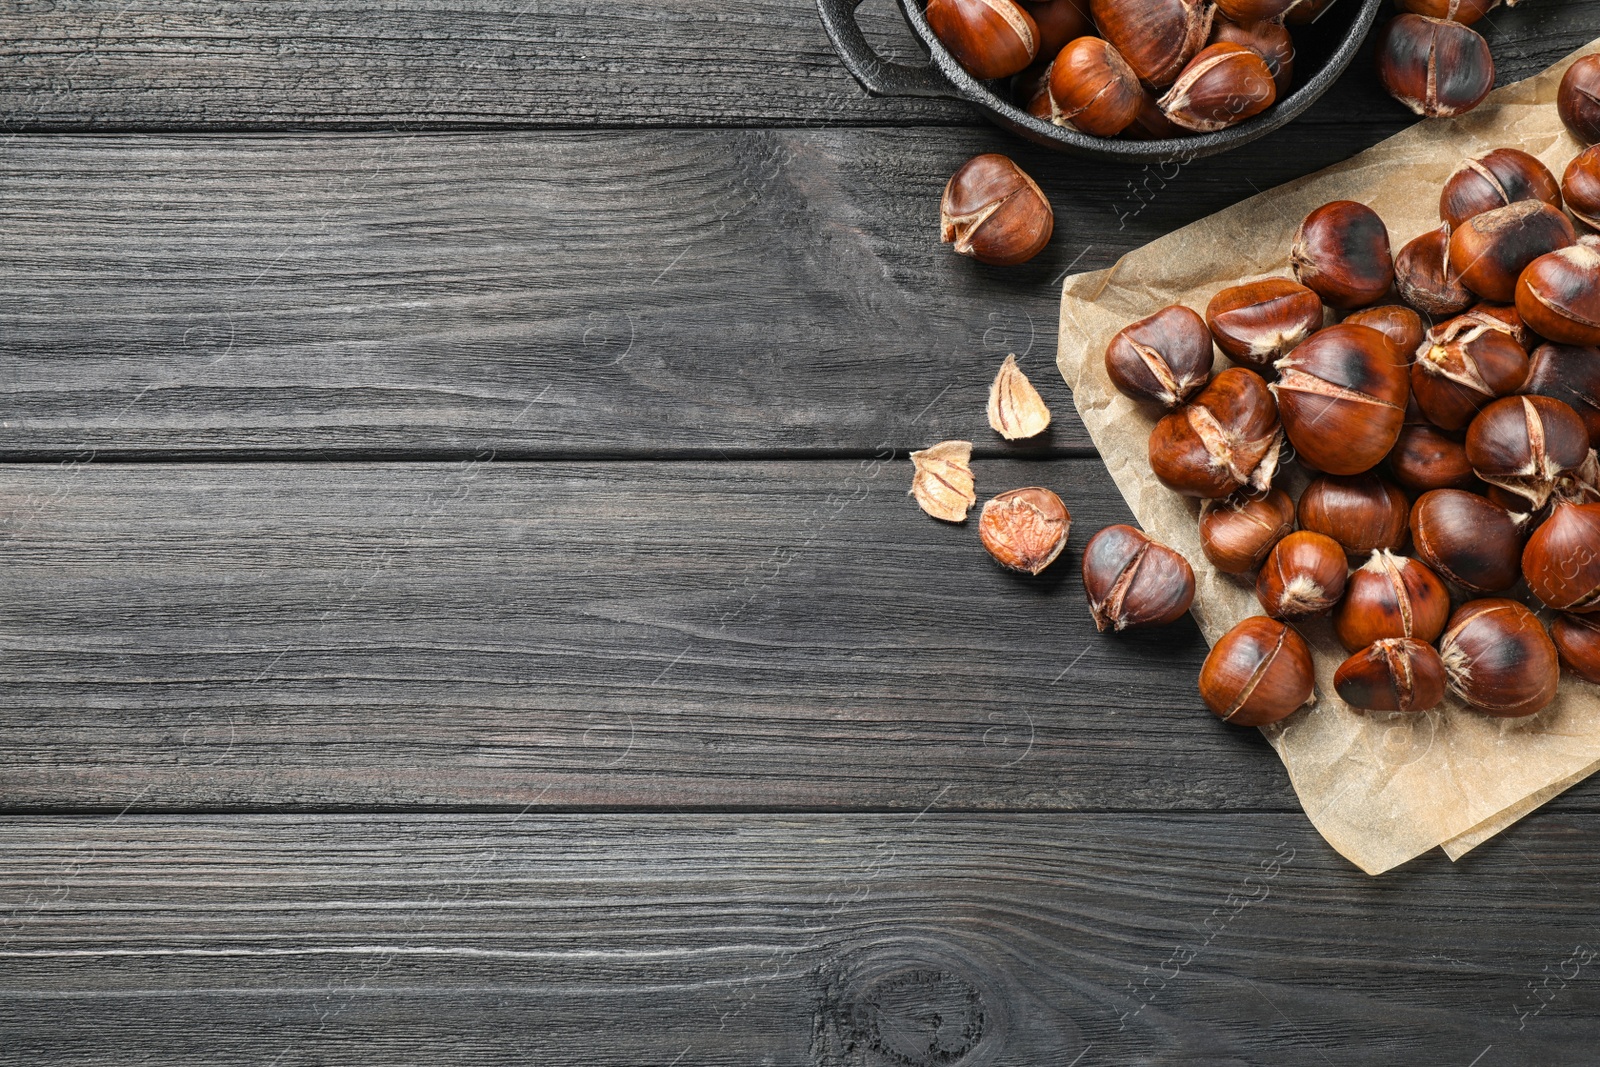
1344 305 1425 359
1205 278 1324 369
1564 146 1600 230
1410 317 1529 431
979 487 1071 574
1523 501 1600 612
1334 550 1451 652
926 0 1040 80
1394 0 1499 24
1198 487 1296 573
1523 342 1600 446
1552 612 1600 683
940 154 1055 267
1439 149 1563 230
1558 54 1600 146
1149 367 1282 498
1297 472 1410 557
1409 488 1526 592
1515 244 1600 347
1465 395 1591 510
1272 323 1409 476
1157 42 1277 133
1210 16 1294 99
1200 616 1316 726
1395 227 1474 317
1082 524 1196 631
1105 305 1214 410
1448 200 1576 303
1256 530 1348 619
1335 638 1448 712
1091 0 1214 88
1388 421 1478 493
1376 15 1494 119
1291 201 1394 310
1048 37 1143 136
1439 598 1561 717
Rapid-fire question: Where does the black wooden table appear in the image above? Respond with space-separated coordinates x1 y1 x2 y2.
2 3 1599 1064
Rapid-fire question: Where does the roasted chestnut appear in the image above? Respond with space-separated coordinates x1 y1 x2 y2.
1149 367 1282 498
1448 200 1576 303
1515 244 1600 346
1439 149 1563 230
1439 598 1561 717
1523 341 1600 446
1205 278 1324 369
1198 487 1295 573
1256 529 1348 619
927 0 1041 80
1465 395 1591 509
1199 615 1315 726
1558 53 1600 146
1209 16 1293 99
1344 305 1425 358
1410 316 1529 431
1023 0 1093 55
1394 226 1474 317
1291 201 1394 310
1048 36 1143 136
1272 323 1409 476
1105 305 1214 409
1552 612 1600 683
1387 421 1478 493
1409 488 1526 592
1333 549 1451 651
1523 501 1600 612
1213 0 1300 21
979 487 1071 574
940 154 1055 267
1125 90 1188 139
1297 472 1410 557
1334 638 1448 712
1394 0 1499 24
1564 146 1600 230
1157 42 1277 133
1376 15 1494 119
1082 524 1196 631
1091 0 1214 88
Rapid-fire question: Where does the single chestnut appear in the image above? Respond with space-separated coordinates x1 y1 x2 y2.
1563 146 1600 230
1199 615 1315 726
1149 367 1282 498
926 0 1041 80
1394 0 1499 24
1523 501 1600 612
1291 201 1394 310
1205 278 1324 369
1376 15 1494 119
1272 323 1409 476
1023 0 1093 55
979 487 1071 574
1394 226 1473 317
1157 42 1277 133
1334 550 1451 652
1090 0 1213 88
1048 37 1143 135
1198 487 1295 573
1523 341 1600 446
1105 304 1213 409
1334 638 1448 713
1209 16 1293 99
1558 54 1600 146
1465 395 1590 509
1410 316 1529 431
1409 488 1526 592
1439 149 1563 230
1439 598 1561 717
1552 612 1600 683
1297 472 1410 557
1515 244 1600 346
1387 421 1478 493
1256 530 1348 619
1082 524 1196 631
1344 305 1425 359
1448 200 1576 303
940 154 1054 267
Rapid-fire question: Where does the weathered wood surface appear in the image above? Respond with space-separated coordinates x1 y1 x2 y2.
2 812 1597 1066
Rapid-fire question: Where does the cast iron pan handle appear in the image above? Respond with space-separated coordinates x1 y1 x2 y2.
816 0 955 98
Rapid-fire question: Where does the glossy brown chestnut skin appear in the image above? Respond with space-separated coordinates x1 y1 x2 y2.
940 155 1054 267
1523 501 1600 612
1558 54 1600 146
1149 367 1282 498
1291 201 1394 310
1272 323 1409 476
1213 0 1300 22
1090 0 1214 88
1394 0 1499 24
1344 305 1425 359
1462 301 1534 349
1157 42 1277 133
1209 16 1294 99
1448 200 1576 303
1105 305 1213 410
927 0 1041 80
1297 472 1411 557
1410 317 1529 431
1376 15 1494 119
1199 615 1315 726
1285 0 1333 22
1465 395 1591 509
1334 638 1448 712
1198 487 1296 573
1439 149 1563 230
1564 146 1600 230
1256 530 1348 619
1205 278 1324 369
1048 36 1143 135
1523 342 1600 446
1552 612 1600 683
1409 488 1526 592
1387 421 1479 493
1439 598 1561 717
1394 226 1474 317
979 487 1071 574
1515 244 1600 346
1023 0 1093 55
1334 550 1451 651
1082 524 1196 631
1125 89 1188 139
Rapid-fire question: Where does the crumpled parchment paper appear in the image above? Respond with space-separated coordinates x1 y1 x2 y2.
1058 37 1600 875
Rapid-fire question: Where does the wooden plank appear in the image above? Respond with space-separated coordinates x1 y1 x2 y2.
0 457 1317 811
2 811 1598 1064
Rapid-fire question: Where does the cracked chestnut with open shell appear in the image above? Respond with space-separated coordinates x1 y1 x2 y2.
1081 524 1196 631
1149 367 1281 498
1334 638 1447 713
1333 550 1450 652
1104 304 1213 410
1272 323 1408 476
1410 315 1529 432
1439 598 1561 717
939 154 1054 267
1205 278 1323 370
1464 395 1590 511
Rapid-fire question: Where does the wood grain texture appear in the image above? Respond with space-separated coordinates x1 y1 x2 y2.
2 811 1598 1065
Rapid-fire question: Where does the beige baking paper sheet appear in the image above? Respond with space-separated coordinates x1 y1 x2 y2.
1058 37 1600 875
